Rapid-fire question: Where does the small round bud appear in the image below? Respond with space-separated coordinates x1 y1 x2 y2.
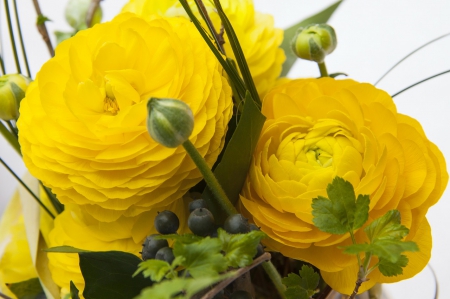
224 214 250 234
65 0 102 30
154 210 180 235
0 74 31 121
291 24 337 63
146 97 194 148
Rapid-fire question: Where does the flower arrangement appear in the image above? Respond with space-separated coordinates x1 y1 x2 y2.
0 1 448 299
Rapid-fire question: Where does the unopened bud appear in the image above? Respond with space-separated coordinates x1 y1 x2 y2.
65 0 102 30
0 74 31 121
146 98 194 148
291 24 337 63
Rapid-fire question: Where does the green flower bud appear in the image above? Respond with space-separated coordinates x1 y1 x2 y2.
65 0 102 30
0 74 31 121
147 97 194 148
291 24 337 63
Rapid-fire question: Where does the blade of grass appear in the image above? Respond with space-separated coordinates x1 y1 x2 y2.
12 0 31 77
212 0 261 107
0 121 21 155
178 0 246 98
391 69 450 98
3 0 22 73
193 0 226 54
0 54 5 75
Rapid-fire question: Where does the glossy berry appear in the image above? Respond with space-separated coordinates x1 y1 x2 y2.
230 290 253 299
141 234 169 260
155 247 175 264
188 198 208 213
249 223 260 231
154 210 180 234
254 243 264 258
188 208 215 236
224 214 250 234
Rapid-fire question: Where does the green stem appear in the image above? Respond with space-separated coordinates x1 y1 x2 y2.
12 0 31 77
0 54 5 75
318 61 329 77
0 121 21 155
40 182 64 214
349 231 362 268
182 140 237 216
262 261 286 299
6 121 18 139
3 0 22 73
0 157 55 219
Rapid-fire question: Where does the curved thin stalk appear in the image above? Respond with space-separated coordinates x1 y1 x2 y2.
0 121 21 155
262 261 286 299
32 0 54 57
0 54 5 75
391 69 450 98
3 0 22 73
86 0 101 28
375 32 450 85
12 0 31 77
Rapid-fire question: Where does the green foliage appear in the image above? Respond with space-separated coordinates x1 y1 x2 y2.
173 237 228 278
217 228 266 267
45 245 90 253
134 258 180 282
203 93 266 223
312 177 369 234
70 281 80 299
378 255 409 277
280 1 343 76
8 278 45 299
36 15 51 25
79 251 152 299
365 210 409 242
282 265 319 299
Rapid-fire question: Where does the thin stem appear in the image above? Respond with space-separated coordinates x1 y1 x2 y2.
3 0 22 73
193 0 226 54
0 121 21 155
0 55 5 75
32 0 54 57
375 32 450 85
0 292 13 299
12 0 31 77
40 182 64 214
6 120 18 139
349 231 362 267
0 157 55 219
391 69 450 98
86 0 101 28
261 261 286 299
318 61 329 77
349 277 368 299
200 252 271 299
182 140 237 216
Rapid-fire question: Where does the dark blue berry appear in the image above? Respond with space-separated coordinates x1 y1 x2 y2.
141 234 169 260
154 210 180 235
224 214 250 234
188 208 215 236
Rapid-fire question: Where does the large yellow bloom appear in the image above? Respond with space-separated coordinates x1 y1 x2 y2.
122 0 285 97
240 78 448 294
18 13 233 222
47 199 187 296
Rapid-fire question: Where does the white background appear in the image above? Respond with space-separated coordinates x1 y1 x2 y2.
1 1 449 298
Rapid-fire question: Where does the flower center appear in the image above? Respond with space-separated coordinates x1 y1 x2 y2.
103 80 120 115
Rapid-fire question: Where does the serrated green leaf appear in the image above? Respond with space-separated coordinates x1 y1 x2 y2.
285 286 309 299
343 240 418 263
135 273 234 299
70 281 80 299
154 233 203 244
203 94 265 223
299 265 319 292
354 194 370 230
282 273 302 288
8 278 45 299
378 255 409 277
312 177 368 234
280 1 343 76
79 251 152 299
134 260 173 282
217 228 266 268
365 210 409 242
173 237 228 278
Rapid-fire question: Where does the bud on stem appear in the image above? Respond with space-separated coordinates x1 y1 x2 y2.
0 74 31 121
291 24 337 64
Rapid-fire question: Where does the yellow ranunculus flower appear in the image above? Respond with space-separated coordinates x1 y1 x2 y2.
18 13 233 222
239 78 448 294
121 0 285 97
47 199 187 296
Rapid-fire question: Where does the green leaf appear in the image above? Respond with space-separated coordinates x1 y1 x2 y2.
365 210 409 242
217 228 266 268
312 177 369 234
173 237 228 278
8 278 45 299
70 281 80 299
282 265 319 299
134 260 173 282
135 274 234 299
202 93 266 223
36 15 51 25
79 251 152 299
45 245 90 253
378 255 409 277
280 1 343 76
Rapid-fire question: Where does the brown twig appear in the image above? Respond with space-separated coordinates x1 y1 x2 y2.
86 0 102 28
349 277 369 299
200 252 271 299
194 0 226 55
32 0 54 57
